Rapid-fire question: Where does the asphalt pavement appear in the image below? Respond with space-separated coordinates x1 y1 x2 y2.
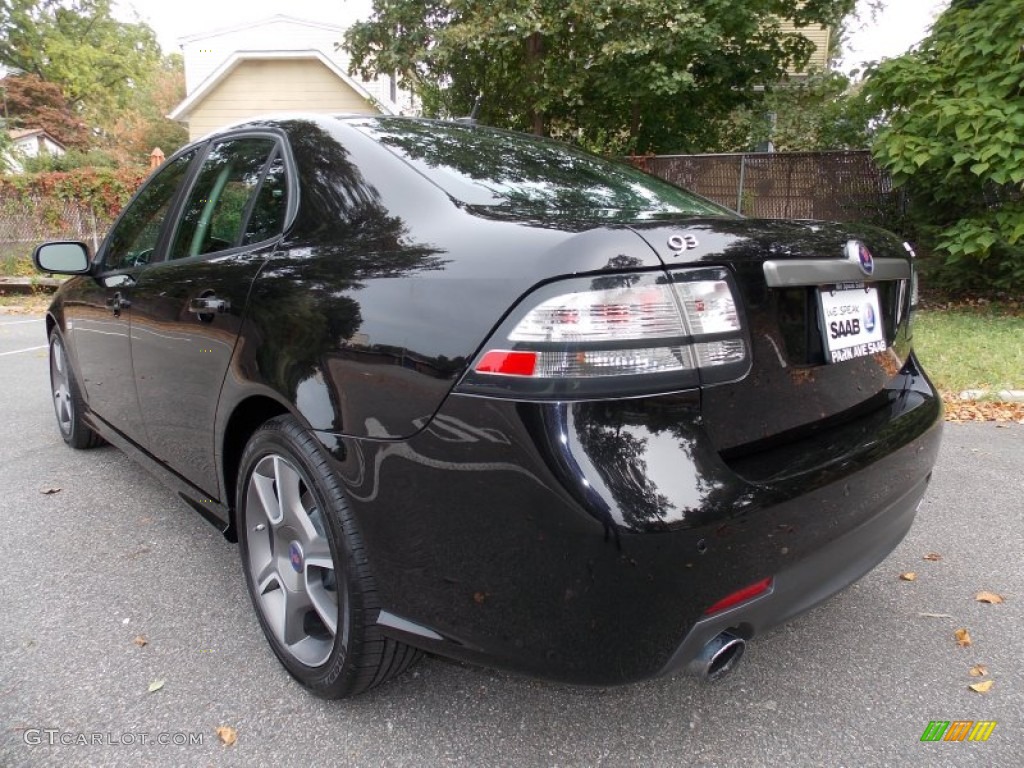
1 313 1021 767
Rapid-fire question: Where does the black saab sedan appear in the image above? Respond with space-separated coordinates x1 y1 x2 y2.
34 115 942 698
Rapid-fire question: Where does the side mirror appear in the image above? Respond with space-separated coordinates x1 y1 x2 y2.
33 241 92 275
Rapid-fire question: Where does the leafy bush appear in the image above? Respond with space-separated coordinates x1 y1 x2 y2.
0 243 37 276
18 149 122 173
0 166 148 218
863 0 1024 293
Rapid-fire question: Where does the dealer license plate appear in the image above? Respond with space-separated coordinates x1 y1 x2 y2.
818 283 886 363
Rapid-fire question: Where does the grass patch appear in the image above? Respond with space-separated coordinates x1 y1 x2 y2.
914 307 1024 394
0 252 35 277
0 292 52 313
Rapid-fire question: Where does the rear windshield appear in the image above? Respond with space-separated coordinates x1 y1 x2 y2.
350 118 731 219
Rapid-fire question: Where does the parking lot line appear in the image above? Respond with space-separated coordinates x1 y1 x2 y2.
0 345 47 357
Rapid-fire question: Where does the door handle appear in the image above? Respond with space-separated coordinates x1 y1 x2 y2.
106 292 131 316
188 296 230 315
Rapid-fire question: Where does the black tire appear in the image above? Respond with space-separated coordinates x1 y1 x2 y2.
236 415 421 698
48 329 104 449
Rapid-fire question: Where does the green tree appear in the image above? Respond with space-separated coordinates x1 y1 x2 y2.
863 0 1024 291
344 0 855 154
98 53 189 166
0 0 161 115
728 68 872 152
0 128 10 173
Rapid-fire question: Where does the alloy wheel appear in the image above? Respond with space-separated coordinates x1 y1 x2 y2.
244 453 344 667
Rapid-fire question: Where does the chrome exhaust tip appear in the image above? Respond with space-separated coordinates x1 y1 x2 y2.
689 631 746 681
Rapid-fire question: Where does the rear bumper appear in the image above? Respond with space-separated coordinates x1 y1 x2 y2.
659 467 928 677
314 356 943 685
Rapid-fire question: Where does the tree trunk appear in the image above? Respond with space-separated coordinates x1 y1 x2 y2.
630 99 641 145
526 31 545 136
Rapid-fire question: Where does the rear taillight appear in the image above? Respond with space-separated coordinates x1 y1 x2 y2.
456 268 750 400
903 241 919 312
901 241 919 333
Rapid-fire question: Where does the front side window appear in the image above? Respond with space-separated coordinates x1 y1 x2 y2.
103 151 197 270
169 138 281 260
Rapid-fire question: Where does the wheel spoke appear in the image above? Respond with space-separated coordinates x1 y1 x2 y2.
273 456 301 521
254 556 280 595
53 341 64 375
260 586 285 640
305 572 338 637
274 458 319 542
279 586 315 646
303 537 334 571
54 386 71 427
250 463 282 526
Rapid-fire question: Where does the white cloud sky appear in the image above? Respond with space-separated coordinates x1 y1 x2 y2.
839 0 951 75
0 0 956 150
119 0 949 72
114 0 374 51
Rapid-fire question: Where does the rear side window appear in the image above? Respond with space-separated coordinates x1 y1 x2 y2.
242 151 287 245
103 151 197 270
169 137 283 260
354 118 730 218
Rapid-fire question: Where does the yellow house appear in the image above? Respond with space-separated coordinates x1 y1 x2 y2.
779 19 834 73
169 16 413 141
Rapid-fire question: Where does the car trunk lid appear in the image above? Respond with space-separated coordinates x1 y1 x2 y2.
629 217 915 454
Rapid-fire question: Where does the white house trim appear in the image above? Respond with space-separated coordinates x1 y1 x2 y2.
4 128 67 173
168 49 400 121
7 128 67 153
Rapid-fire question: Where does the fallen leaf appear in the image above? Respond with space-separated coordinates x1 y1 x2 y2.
147 679 165 693
40 487 61 495
899 572 917 582
969 680 994 694
472 591 486 604
954 628 972 648
942 395 1024 423
132 635 148 648
918 612 953 619
969 664 988 677
923 553 942 562
975 591 1004 604
215 726 237 746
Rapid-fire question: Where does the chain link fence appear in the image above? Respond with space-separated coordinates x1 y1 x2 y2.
0 195 113 274
643 150 903 228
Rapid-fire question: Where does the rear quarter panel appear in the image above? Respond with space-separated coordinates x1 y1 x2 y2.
231 118 665 439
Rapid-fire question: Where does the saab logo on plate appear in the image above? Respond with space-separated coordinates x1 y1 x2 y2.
845 240 874 276
863 303 877 333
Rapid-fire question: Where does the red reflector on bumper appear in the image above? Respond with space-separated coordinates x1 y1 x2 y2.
475 350 538 377
703 577 773 616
